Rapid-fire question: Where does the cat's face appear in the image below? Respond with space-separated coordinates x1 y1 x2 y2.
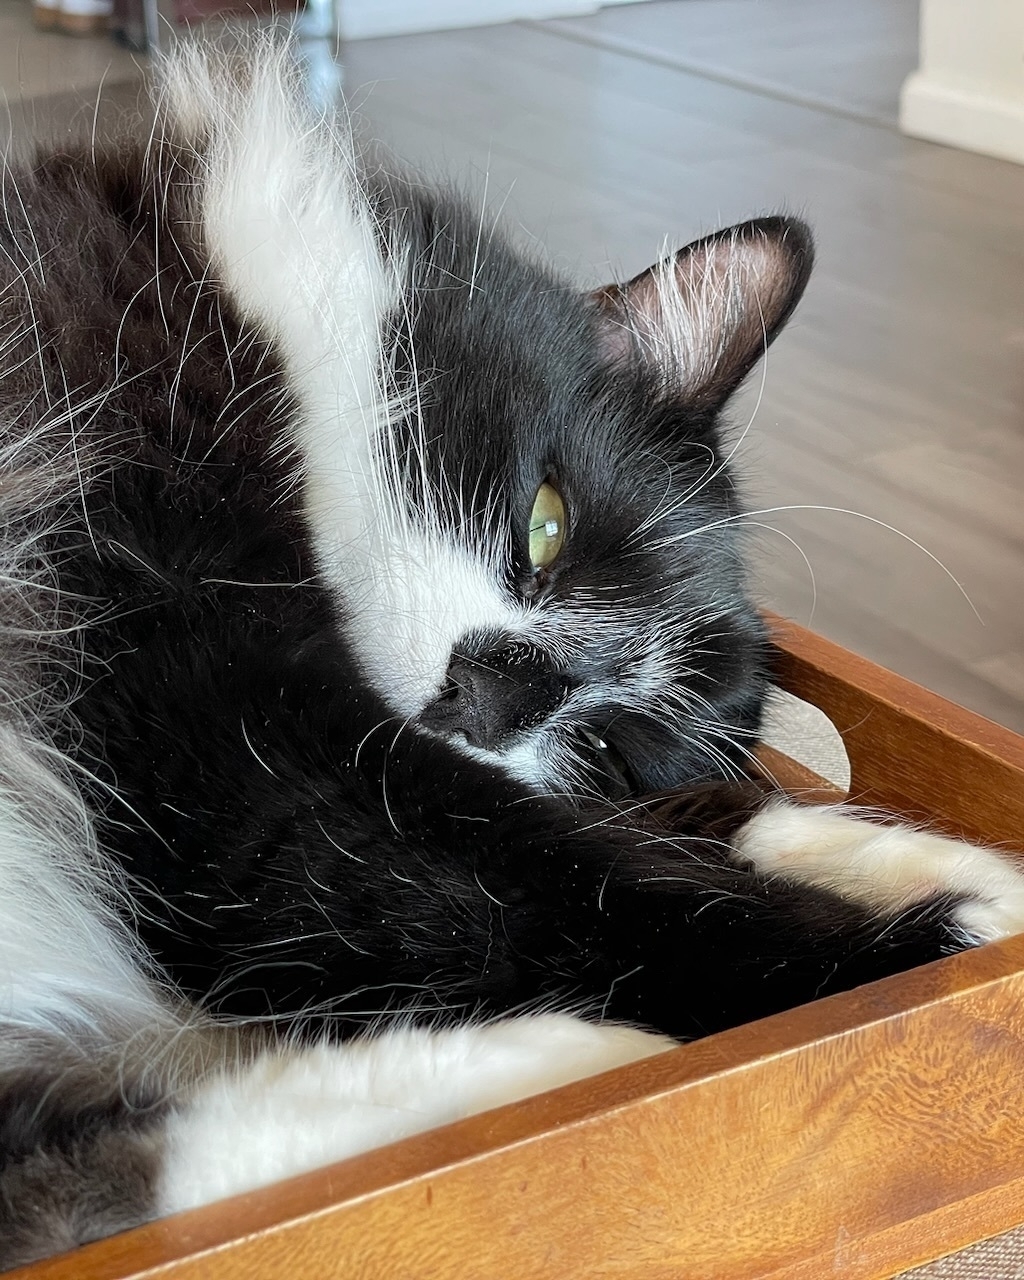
182 51 811 801
322 195 812 801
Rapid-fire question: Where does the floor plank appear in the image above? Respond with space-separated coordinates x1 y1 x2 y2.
0 0 139 101
543 0 921 125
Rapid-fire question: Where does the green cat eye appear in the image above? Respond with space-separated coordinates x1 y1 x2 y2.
529 481 566 571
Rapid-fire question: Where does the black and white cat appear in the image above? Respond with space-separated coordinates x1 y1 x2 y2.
1 37 1022 1267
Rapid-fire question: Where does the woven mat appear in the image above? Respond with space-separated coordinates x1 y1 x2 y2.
898 1223 1024 1277
761 685 851 790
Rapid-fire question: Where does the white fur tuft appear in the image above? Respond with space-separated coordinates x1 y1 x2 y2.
163 38 527 717
734 799 1024 945
0 424 169 1053
0 733 166 1041
159 1014 670 1213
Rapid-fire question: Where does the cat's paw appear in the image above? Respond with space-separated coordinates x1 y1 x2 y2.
160 1015 670 1214
733 799 1024 944
449 1014 673 1114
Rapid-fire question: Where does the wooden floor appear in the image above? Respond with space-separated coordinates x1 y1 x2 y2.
4 0 1024 737
333 0 1024 736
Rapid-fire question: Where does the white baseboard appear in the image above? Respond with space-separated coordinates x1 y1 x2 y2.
900 71 1024 166
336 0 646 41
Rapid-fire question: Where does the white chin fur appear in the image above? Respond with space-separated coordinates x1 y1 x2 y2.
159 1014 671 1214
734 799 1024 945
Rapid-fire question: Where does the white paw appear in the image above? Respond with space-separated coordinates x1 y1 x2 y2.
734 799 1024 944
447 1014 673 1114
160 1014 670 1215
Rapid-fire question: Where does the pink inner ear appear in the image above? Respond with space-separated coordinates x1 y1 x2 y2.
588 220 811 410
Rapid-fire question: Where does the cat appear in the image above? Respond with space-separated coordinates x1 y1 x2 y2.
1 35 1022 1268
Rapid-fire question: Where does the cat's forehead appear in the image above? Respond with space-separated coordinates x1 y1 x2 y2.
395 194 598 386
386 194 728 490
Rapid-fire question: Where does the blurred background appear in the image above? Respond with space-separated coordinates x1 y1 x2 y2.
4 0 1023 734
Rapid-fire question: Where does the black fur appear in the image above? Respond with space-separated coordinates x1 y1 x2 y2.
0 73 973 1265
0 137 950 1037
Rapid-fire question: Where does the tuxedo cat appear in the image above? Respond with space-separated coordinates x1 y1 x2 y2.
1 37 1022 1267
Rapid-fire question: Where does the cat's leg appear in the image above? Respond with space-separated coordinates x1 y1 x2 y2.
159 1015 670 1215
0 1040 172 1268
1 1012 666 1264
732 799 1024 945
0 714 197 1267
457 779 1024 1040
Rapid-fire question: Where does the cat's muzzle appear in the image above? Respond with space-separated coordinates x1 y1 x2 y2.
417 638 636 800
417 640 574 752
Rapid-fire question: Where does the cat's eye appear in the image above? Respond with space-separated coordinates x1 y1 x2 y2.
528 482 566 571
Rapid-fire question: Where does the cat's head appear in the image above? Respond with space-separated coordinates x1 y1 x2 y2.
343 195 813 800
182 44 812 800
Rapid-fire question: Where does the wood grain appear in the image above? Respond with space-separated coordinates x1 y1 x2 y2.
15 936 1024 1280
768 613 1024 851
754 740 847 804
543 0 921 126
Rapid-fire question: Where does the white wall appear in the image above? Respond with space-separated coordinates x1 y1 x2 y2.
900 0 1024 165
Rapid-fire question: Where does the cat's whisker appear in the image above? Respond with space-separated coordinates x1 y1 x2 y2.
743 519 820 622
352 712 406 770
655 502 981 619
467 151 491 305
380 713 418 836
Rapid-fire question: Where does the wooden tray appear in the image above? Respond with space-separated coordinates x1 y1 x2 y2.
15 618 1024 1280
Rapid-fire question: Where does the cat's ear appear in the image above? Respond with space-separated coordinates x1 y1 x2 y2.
590 216 813 410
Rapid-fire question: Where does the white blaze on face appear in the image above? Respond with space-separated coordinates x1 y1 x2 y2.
179 41 685 781
179 40 525 716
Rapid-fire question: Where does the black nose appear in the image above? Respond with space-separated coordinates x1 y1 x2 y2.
417 642 573 751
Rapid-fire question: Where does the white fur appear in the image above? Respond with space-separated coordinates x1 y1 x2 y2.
167 42 526 717
0 735 166 1041
0 430 168 1048
159 1014 670 1213
735 800 1024 944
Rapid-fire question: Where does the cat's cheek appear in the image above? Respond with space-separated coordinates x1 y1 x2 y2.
731 799 1024 944
158 1016 671 1216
